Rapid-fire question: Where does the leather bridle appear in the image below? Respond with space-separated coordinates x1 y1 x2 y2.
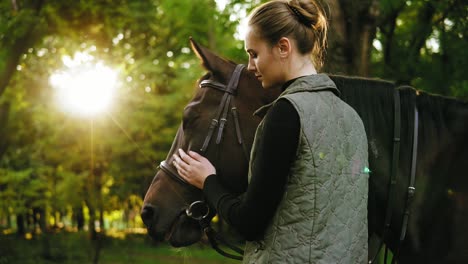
200 64 246 153
159 64 247 260
159 64 246 186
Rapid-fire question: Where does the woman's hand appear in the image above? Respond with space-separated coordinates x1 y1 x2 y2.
172 149 216 189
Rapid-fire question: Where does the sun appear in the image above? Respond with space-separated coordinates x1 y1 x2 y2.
50 52 119 116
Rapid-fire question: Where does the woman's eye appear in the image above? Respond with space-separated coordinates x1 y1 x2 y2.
247 51 257 59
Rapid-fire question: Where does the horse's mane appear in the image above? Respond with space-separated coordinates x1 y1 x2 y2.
411 87 468 164
331 74 395 103
330 74 467 139
331 75 468 193
416 88 468 128
330 75 396 137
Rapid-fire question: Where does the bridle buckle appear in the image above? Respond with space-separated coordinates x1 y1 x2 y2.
185 200 210 221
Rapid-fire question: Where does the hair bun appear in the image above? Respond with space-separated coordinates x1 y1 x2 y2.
288 0 327 31
288 5 311 26
248 0 329 69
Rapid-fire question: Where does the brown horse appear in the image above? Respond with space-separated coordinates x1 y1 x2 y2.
142 39 468 263
141 38 280 247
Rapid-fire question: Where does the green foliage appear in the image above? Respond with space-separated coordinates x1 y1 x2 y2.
0 232 239 264
0 0 246 233
372 0 468 98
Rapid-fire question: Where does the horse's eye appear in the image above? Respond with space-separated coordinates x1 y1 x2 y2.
182 106 199 130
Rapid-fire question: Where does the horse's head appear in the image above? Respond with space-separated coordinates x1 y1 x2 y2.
141 38 280 247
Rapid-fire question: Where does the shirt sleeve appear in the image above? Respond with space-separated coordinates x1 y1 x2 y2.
203 98 300 241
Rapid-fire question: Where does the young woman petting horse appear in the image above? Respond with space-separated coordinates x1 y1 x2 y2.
172 0 369 263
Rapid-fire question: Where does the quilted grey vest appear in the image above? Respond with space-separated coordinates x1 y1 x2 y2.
243 74 369 264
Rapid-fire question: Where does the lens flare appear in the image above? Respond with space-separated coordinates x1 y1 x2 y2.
50 53 119 116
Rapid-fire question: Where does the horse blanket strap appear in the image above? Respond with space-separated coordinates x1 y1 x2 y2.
369 89 419 264
199 64 245 153
370 89 401 264
400 107 418 241
393 106 419 262
386 89 401 231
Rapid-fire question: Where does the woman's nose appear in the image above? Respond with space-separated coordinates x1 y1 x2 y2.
247 59 256 72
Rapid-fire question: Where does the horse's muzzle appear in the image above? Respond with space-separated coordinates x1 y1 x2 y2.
141 204 159 230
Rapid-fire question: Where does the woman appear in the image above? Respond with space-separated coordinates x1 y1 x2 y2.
173 0 369 263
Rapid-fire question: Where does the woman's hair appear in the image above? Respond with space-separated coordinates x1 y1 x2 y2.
248 0 328 69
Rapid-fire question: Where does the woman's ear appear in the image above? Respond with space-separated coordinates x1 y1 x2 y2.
277 37 291 58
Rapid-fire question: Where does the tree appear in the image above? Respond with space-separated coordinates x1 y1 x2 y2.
0 0 243 237
324 0 467 98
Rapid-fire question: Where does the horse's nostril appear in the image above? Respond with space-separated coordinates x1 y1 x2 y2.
141 204 158 227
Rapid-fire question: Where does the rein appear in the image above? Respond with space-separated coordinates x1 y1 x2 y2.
159 161 245 260
160 64 247 261
369 88 419 264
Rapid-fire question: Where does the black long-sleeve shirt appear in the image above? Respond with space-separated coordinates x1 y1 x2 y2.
203 79 301 241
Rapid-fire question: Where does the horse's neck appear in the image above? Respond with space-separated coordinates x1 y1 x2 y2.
416 92 468 191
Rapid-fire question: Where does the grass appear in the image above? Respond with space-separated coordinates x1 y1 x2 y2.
0 232 241 264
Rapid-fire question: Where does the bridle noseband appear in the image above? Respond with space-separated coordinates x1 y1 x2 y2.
158 64 247 260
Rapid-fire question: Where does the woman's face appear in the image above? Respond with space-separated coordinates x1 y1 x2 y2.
245 27 284 89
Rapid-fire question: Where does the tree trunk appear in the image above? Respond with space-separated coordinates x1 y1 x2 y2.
324 0 378 76
324 0 349 74
87 201 97 240
32 207 46 233
0 0 45 162
74 206 85 231
16 214 25 237
356 23 376 76
0 102 10 160
87 203 103 264
0 1 45 98
99 207 105 232
92 234 102 264
54 210 61 228
41 231 52 260
7 210 12 229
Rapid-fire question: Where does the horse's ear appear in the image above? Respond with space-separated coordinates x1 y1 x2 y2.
189 37 230 75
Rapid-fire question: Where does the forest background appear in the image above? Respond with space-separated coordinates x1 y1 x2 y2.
0 0 466 263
